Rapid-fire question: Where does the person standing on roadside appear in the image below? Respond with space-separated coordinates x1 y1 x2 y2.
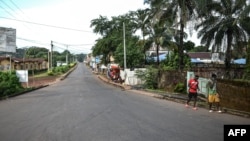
186 75 200 110
207 73 222 113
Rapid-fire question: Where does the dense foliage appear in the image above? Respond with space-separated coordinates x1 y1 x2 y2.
0 71 24 97
135 66 158 89
0 63 76 98
89 0 250 90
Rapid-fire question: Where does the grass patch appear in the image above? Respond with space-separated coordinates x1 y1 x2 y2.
32 72 49 78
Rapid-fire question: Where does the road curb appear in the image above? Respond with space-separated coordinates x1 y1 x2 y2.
96 74 250 118
0 64 78 100
97 75 131 90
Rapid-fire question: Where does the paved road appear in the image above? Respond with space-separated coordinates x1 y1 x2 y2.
0 63 249 141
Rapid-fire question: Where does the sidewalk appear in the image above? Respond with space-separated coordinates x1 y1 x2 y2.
97 74 250 118
97 74 205 103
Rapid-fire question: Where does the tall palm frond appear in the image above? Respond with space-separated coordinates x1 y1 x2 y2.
195 0 249 78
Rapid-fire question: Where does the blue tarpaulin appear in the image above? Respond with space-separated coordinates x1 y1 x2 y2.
153 54 167 61
233 58 246 64
191 58 203 63
147 54 167 62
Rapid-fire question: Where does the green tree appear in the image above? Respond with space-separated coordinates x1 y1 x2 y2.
161 41 191 70
114 36 144 68
129 9 151 66
145 0 197 71
145 21 173 66
184 41 195 52
191 45 208 52
25 46 48 59
90 15 125 65
76 53 86 62
90 14 141 66
195 0 250 78
243 41 250 80
90 15 110 36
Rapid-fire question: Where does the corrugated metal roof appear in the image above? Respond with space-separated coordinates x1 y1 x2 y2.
187 52 211 59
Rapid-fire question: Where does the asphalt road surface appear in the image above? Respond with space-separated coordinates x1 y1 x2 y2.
0 63 249 141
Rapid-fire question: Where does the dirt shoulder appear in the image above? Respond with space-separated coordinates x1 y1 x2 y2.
21 76 60 88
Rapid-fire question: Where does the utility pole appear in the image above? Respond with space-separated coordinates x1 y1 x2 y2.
123 22 127 84
9 55 11 73
123 22 126 69
66 45 68 64
47 49 50 71
51 41 53 69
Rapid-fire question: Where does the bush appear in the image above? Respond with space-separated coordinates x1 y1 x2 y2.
47 70 54 76
0 71 24 97
51 65 71 75
135 66 158 89
174 82 186 93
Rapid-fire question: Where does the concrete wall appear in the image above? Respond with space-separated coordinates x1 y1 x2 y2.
159 70 250 113
217 81 250 113
119 68 250 113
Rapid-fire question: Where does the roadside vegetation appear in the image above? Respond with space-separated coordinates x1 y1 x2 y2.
0 71 24 97
2 0 250 96
0 63 76 99
90 0 250 90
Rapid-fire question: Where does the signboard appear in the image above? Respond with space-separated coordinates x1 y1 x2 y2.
0 27 16 53
211 53 219 62
16 70 28 82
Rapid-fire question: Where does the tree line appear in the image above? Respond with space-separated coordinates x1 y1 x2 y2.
7 47 87 66
90 0 250 79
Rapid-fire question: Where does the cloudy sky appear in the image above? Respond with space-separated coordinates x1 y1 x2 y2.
0 0 148 54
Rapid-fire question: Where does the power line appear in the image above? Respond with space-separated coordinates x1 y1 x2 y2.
0 0 17 16
0 4 16 18
9 0 27 16
53 45 90 54
53 41 92 52
0 16 93 33
53 41 94 46
17 37 50 47
17 37 91 53
0 0 50 41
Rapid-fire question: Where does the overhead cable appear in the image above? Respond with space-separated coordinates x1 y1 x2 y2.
0 16 93 33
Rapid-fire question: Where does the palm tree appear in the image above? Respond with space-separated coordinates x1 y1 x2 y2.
195 0 249 78
129 9 151 66
143 0 173 66
148 22 173 66
145 0 196 71
90 15 109 36
239 3 250 80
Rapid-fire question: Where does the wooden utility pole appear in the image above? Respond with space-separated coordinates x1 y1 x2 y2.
51 41 53 69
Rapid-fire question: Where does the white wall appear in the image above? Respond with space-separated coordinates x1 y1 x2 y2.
120 68 146 85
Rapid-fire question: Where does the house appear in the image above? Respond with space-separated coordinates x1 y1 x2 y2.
0 56 48 72
146 43 169 57
187 52 224 64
